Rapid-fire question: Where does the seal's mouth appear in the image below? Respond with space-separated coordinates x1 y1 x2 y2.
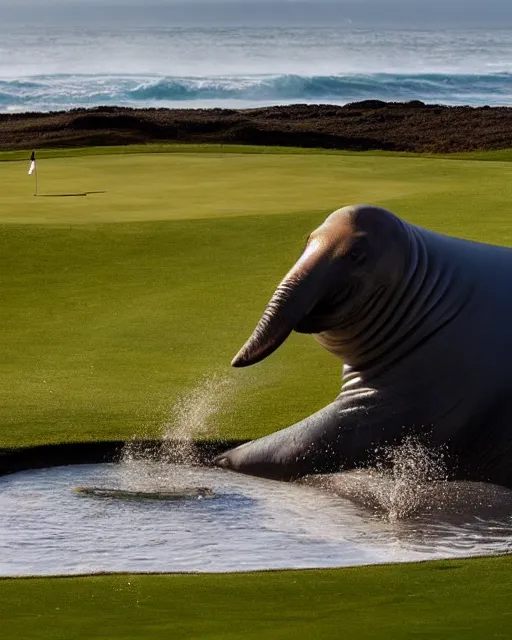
295 283 358 334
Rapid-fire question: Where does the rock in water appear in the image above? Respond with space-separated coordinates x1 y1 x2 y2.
73 486 215 501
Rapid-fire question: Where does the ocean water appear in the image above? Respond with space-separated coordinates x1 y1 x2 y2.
1 4 512 112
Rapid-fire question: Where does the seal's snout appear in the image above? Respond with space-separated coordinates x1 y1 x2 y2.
231 351 250 368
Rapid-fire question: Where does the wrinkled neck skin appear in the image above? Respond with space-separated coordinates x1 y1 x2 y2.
314 222 474 385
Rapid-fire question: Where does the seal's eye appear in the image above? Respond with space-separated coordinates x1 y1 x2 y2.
347 239 367 265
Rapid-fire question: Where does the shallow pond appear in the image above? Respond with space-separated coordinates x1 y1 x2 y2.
1 461 511 576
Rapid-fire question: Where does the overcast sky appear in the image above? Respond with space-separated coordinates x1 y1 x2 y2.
2 0 510 4
3 0 512 28
3 0 510 6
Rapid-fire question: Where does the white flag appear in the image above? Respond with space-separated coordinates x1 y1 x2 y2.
28 152 36 175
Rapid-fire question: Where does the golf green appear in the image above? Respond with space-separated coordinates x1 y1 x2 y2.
2 146 512 447
1 145 511 639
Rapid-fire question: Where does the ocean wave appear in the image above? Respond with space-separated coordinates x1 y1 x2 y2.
1 72 512 112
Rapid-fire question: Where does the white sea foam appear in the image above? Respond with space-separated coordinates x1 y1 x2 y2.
1 26 512 111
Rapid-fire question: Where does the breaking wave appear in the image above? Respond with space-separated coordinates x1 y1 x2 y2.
1 71 512 112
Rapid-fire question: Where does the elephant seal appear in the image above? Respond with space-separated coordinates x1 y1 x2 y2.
215 205 512 489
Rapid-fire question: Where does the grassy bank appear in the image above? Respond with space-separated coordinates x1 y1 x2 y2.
2 556 512 640
2 146 512 447
3 143 512 164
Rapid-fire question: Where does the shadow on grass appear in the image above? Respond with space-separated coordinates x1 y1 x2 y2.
38 191 106 197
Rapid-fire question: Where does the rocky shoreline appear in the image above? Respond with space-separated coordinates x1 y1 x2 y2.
2 101 512 153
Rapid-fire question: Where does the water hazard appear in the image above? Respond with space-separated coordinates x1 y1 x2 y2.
1 459 511 577
2 374 511 575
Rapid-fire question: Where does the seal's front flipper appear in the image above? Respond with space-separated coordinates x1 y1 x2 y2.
214 395 390 481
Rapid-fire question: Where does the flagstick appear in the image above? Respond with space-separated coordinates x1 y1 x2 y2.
28 151 38 195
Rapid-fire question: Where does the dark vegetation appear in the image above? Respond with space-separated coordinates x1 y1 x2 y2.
0 440 247 477
2 101 512 152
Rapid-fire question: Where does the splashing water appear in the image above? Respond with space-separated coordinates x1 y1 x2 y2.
303 437 455 522
372 436 449 521
122 372 241 468
161 372 241 464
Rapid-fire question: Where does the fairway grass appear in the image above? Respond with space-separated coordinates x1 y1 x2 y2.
2 145 512 639
2 146 512 446
3 556 512 640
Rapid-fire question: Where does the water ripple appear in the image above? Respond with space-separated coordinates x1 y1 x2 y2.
1 461 510 577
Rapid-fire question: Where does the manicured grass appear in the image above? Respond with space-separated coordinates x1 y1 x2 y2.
3 143 512 163
2 146 512 639
2 147 512 447
2 556 512 640
4 149 502 225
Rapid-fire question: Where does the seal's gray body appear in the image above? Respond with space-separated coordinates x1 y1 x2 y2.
216 206 512 489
